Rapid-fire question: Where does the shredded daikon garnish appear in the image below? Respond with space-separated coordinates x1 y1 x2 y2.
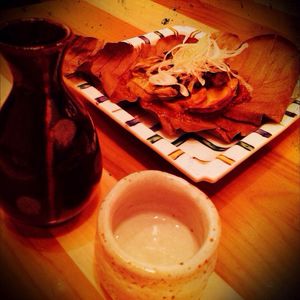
148 33 252 96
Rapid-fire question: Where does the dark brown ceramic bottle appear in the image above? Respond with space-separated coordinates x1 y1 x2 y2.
0 18 102 226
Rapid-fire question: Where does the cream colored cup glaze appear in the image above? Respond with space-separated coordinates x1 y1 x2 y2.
96 170 221 300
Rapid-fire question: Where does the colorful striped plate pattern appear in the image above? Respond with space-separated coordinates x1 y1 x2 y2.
69 26 300 183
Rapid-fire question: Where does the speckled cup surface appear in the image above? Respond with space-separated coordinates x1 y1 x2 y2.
95 170 221 300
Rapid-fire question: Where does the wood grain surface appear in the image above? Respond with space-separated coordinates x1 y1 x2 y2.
0 1 300 299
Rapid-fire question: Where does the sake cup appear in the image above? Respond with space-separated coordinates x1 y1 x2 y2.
95 170 221 300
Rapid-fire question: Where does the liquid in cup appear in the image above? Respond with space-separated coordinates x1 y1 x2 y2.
114 211 199 266
96 170 221 300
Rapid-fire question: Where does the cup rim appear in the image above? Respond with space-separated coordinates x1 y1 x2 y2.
0 17 72 51
97 170 221 278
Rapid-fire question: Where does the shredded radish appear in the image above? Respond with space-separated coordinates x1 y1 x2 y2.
148 33 252 96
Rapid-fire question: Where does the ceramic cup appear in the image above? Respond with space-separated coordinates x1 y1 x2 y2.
95 170 221 300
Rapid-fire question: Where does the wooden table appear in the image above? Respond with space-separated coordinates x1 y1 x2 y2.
1 1 299 299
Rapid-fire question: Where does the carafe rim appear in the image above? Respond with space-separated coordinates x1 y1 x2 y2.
0 17 72 52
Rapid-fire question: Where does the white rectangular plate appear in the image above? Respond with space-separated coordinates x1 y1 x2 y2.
68 26 300 183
